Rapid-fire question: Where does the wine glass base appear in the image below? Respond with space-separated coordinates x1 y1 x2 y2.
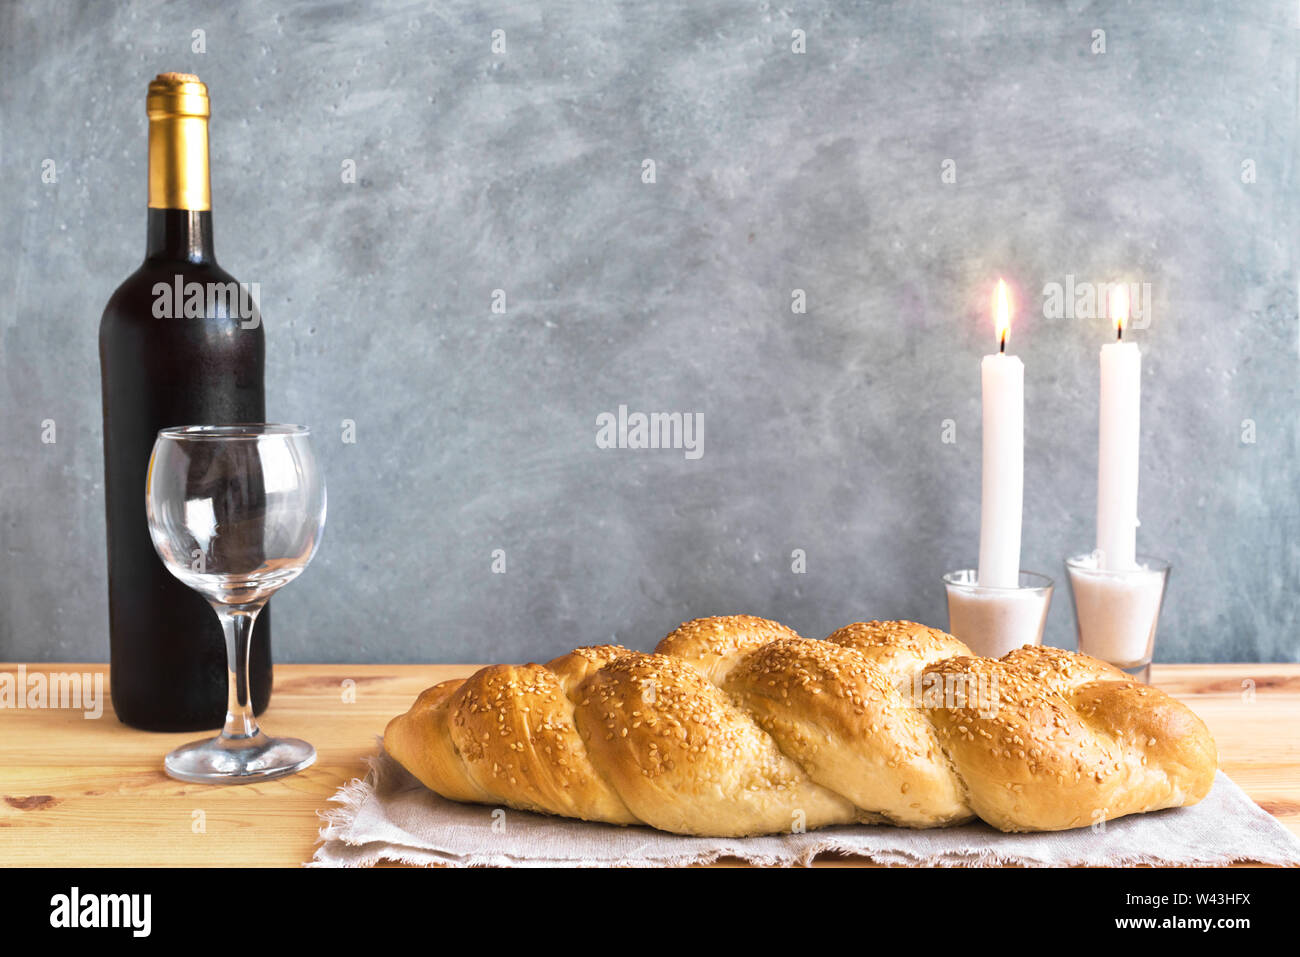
164 732 316 784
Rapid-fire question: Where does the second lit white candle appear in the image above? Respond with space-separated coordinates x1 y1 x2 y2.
1097 285 1141 570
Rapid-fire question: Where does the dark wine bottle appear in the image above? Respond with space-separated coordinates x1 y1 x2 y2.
99 73 272 731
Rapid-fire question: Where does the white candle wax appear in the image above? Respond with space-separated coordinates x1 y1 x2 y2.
1097 340 1141 570
978 352 1024 588
947 583 1049 659
1071 563 1165 666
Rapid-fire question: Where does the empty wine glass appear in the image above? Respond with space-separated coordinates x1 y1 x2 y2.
146 424 326 783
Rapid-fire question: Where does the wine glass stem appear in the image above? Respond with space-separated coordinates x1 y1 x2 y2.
215 603 264 740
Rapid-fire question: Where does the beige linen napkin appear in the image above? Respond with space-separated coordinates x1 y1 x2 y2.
309 740 1300 868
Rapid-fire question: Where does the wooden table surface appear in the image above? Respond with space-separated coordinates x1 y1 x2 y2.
2 662 1297 867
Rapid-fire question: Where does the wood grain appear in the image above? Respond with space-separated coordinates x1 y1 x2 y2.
1 662 1295 867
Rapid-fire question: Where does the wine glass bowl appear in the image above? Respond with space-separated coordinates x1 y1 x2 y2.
146 424 325 783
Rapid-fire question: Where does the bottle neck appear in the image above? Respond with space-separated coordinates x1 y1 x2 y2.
146 77 213 263
146 208 215 263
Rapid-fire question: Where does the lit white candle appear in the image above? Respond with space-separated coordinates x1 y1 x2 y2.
977 279 1024 589
1097 285 1140 570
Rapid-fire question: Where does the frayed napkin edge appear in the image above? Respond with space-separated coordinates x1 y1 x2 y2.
315 750 386 848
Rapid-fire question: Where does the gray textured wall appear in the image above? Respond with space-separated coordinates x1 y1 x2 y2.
1 0 1296 665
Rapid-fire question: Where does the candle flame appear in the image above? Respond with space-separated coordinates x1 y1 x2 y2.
1110 284 1129 339
993 279 1011 351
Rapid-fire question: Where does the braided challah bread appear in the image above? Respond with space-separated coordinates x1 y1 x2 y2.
384 615 1217 835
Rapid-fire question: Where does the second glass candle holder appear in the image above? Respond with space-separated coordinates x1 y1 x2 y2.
1065 553 1171 684
941 569 1054 659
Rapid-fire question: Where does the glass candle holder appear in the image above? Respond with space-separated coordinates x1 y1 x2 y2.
1065 553 1171 684
941 569 1054 659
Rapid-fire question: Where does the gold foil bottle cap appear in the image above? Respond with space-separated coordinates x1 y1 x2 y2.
147 72 211 209
147 72 210 119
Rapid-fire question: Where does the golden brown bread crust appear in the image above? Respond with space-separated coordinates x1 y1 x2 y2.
655 614 803 684
545 644 630 695
384 616 1219 836
723 637 971 827
826 619 974 684
920 647 1217 830
383 679 484 803
572 651 855 834
384 657 637 825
